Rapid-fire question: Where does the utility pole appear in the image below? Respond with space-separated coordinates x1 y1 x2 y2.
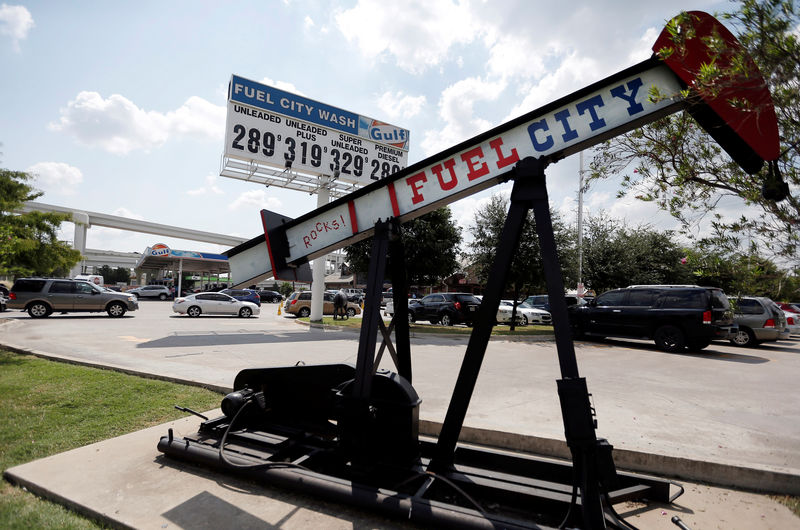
577 151 585 297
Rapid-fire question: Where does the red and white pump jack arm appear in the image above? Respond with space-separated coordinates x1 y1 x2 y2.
226 11 780 286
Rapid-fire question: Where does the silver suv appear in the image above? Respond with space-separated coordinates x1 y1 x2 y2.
127 285 171 300
8 278 139 318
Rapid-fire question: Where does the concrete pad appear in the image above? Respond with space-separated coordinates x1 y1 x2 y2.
4 413 799 529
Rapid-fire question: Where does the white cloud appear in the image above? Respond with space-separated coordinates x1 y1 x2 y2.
421 77 506 156
376 91 426 119
111 207 145 220
228 189 282 211
26 162 83 195
629 27 660 64
187 174 224 196
303 15 314 29
259 77 305 96
503 53 601 121
334 0 483 74
0 3 33 52
48 92 225 155
486 34 547 81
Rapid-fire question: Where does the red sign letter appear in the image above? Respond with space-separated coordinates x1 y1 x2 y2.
405 171 428 204
431 158 458 191
461 147 490 181
489 137 519 169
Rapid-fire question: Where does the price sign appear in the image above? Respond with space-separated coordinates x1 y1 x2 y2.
223 75 410 185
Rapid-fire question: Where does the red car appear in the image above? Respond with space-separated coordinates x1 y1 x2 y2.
776 302 800 314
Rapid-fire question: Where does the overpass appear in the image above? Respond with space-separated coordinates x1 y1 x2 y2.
22 201 248 278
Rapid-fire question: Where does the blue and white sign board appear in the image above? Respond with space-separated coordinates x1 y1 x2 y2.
223 75 410 186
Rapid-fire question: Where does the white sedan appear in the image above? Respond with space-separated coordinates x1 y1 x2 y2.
783 310 800 336
497 301 552 325
172 292 260 318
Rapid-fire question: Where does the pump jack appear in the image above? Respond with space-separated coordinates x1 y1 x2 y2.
159 11 781 529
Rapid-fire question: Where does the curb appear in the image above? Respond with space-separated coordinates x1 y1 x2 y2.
3 342 798 496
418 421 800 496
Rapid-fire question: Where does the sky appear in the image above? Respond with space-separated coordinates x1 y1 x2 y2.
0 0 735 258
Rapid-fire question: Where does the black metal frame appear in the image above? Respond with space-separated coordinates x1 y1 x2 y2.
158 157 681 529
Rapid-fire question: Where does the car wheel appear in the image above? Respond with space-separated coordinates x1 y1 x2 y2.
519 315 528 326
159 293 167 301
239 307 252 318
347 307 356 317
298 307 310 318
27 302 51 318
107 302 126 318
440 313 453 326
654 325 685 352
187 306 202 317
408 312 415 323
730 328 756 347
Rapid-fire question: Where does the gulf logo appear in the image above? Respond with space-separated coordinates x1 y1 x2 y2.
150 243 171 257
368 120 408 149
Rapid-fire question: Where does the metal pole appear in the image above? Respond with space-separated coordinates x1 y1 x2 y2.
310 176 330 322
577 151 584 296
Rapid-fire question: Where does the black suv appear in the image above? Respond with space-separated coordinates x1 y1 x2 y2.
257 290 283 303
568 285 736 352
7 278 139 318
408 292 481 326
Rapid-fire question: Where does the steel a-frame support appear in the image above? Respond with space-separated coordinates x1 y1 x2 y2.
429 156 613 528
352 218 412 401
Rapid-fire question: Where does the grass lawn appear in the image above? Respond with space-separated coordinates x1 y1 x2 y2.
300 316 555 336
0 349 222 529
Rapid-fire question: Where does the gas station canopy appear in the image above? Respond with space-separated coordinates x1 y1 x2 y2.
135 243 230 275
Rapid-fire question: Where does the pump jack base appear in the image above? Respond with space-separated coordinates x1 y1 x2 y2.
158 414 681 530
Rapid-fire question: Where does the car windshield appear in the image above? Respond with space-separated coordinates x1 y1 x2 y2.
519 302 536 309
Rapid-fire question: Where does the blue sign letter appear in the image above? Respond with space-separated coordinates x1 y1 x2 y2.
527 119 554 152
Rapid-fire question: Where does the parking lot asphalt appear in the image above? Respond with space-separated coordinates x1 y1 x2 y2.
2 300 800 528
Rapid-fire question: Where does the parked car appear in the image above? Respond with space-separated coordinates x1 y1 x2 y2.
524 294 586 311
407 292 481 326
343 288 365 303
284 291 361 317
172 292 260 318
728 296 786 346
7 278 138 318
496 300 553 325
381 291 393 307
568 285 737 352
257 290 283 303
127 285 171 300
782 310 800 336
776 302 800 314
283 291 300 312
221 288 261 307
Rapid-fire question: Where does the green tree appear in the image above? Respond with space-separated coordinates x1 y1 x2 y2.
465 194 575 301
344 207 462 287
581 214 692 293
684 236 798 300
278 281 294 297
588 2 799 259
95 265 131 284
0 169 82 277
